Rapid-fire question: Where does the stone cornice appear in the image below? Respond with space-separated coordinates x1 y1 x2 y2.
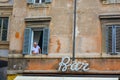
0 4 13 9
25 16 52 22
99 14 120 19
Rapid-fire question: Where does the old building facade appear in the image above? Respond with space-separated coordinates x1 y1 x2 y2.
0 0 120 79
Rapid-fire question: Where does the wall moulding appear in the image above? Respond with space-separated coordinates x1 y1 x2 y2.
0 0 9 3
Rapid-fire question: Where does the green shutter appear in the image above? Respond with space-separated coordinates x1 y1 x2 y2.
116 26 120 53
106 25 119 55
42 28 50 54
23 28 32 55
27 0 34 4
106 26 113 54
45 0 52 3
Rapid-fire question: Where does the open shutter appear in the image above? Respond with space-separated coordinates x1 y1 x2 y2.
106 25 118 55
45 0 52 3
116 26 120 53
42 28 50 54
27 0 34 4
106 26 113 54
23 28 32 55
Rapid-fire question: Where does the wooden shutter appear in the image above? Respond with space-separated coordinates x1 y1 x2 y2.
106 26 113 54
45 0 52 3
106 25 120 55
23 28 32 55
27 0 33 4
116 26 120 53
42 28 50 54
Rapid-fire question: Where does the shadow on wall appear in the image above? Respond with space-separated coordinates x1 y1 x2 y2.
0 60 8 80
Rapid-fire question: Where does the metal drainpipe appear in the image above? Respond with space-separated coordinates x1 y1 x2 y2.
72 0 77 61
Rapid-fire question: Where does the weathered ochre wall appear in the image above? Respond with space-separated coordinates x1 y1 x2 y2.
7 0 120 74
9 0 73 54
8 58 120 74
9 0 27 53
9 0 120 55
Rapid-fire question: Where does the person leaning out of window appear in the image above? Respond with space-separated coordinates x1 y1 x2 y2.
32 42 41 55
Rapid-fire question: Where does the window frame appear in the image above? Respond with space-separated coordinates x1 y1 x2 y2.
102 0 120 4
23 27 50 55
101 23 120 55
33 0 45 4
27 0 52 4
0 17 9 41
30 28 43 54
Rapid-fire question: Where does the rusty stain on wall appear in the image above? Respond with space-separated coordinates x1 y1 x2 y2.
15 32 20 39
56 39 61 53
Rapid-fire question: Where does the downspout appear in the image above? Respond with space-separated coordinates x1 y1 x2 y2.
72 0 77 61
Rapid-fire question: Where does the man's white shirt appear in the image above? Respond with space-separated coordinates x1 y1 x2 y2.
32 45 40 54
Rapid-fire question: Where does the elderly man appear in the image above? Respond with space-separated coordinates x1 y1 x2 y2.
32 42 41 55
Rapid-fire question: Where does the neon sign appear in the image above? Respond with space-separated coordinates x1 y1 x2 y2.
58 56 89 72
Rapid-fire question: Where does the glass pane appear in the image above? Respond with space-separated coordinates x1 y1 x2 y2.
42 0 45 3
35 0 39 3
3 18 8 29
2 30 7 41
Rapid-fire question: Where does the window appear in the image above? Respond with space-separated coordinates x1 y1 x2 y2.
102 0 120 4
27 0 52 4
23 27 50 55
0 17 9 41
106 25 120 54
34 0 45 3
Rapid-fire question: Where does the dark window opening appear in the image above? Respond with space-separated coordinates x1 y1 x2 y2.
33 31 43 53
35 0 45 3
35 0 39 3
0 17 8 41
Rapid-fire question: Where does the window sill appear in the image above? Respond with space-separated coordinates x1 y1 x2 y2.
102 53 120 58
102 2 120 5
24 53 72 59
28 3 50 8
0 41 9 49
0 4 13 9
8 53 120 59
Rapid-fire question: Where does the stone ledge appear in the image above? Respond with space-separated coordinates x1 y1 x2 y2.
0 41 9 44
8 54 23 58
0 41 9 49
0 57 8 61
99 14 120 19
8 53 120 59
7 70 23 74
8 70 120 74
28 3 50 8
0 4 13 9
25 16 51 22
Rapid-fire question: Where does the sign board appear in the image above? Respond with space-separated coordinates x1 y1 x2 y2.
58 56 89 72
14 76 118 80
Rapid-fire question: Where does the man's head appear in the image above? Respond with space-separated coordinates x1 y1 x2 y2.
33 42 37 48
